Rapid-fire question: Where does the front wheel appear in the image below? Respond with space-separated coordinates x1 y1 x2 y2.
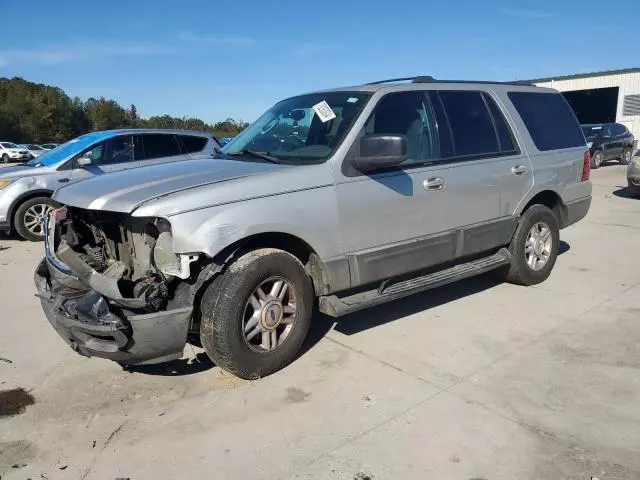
591 150 603 169
501 205 560 286
1 154 9 163
620 148 633 165
200 248 314 379
14 196 59 241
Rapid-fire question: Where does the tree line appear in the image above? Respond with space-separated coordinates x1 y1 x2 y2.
0 77 248 143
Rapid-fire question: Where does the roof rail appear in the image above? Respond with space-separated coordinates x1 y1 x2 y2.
366 76 434 85
366 76 536 87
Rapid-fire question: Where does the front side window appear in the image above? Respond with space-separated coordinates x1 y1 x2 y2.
80 135 134 165
140 134 181 159
362 91 439 165
508 92 585 151
223 92 371 163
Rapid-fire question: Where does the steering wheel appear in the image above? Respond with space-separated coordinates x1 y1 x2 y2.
281 135 306 152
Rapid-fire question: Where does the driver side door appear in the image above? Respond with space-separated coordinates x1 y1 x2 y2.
69 135 136 181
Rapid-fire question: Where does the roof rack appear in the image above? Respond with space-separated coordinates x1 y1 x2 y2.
366 76 535 87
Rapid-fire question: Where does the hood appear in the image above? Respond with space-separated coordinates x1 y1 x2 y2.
54 158 291 213
0 164 54 179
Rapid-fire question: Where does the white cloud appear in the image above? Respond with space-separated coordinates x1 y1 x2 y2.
0 42 174 67
177 31 254 47
498 7 554 19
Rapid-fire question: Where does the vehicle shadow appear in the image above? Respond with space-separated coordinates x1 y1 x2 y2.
612 186 638 199
302 241 572 351
126 352 214 376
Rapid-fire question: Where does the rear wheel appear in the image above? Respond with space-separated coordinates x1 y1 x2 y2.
14 196 58 241
200 248 314 379
591 150 603 169
502 204 560 286
620 148 633 165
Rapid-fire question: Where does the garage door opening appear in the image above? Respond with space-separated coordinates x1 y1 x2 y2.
562 87 619 124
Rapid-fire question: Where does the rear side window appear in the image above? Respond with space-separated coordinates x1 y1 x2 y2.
140 134 181 159
508 92 584 151
179 135 208 153
483 93 517 153
612 123 627 136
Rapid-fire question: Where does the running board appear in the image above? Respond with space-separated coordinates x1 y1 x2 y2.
319 248 511 317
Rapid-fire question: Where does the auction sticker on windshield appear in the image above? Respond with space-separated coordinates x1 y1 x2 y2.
313 101 336 123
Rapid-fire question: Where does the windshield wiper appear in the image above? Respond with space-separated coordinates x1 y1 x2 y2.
229 149 281 164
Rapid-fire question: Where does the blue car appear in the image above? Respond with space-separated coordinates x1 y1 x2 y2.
219 137 235 146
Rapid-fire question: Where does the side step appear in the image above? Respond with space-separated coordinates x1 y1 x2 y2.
319 248 511 317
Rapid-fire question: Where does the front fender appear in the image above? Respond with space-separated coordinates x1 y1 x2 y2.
164 185 344 262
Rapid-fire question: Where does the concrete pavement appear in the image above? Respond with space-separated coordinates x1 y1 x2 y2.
1 163 639 479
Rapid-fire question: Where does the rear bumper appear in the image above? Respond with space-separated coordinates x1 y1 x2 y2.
561 196 591 228
35 259 192 365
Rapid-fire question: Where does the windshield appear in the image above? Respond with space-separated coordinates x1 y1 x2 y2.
25 132 116 167
25 144 44 150
581 125 602 138
1 142 20 149
222 92 370 163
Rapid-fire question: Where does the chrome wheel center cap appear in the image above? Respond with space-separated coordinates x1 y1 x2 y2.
261 300 283 330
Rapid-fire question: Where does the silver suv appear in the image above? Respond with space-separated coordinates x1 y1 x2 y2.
35 78 592 379
0 129 219 241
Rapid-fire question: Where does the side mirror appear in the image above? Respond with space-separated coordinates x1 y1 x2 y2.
77 156 92 167
353 135 407 172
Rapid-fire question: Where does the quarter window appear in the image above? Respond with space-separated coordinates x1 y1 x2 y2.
612 123 627 136
508 92 585 151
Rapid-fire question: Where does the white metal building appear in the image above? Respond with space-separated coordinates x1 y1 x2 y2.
528 68 640 139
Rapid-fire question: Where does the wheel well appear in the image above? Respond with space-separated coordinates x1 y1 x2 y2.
8 191 53 227
521 190 564 225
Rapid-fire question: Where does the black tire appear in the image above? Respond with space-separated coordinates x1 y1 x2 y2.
620 148 632 165
1 154 8 164
14 196 59 241
591 150 602 169
628 182 640 199
502 204 560 286
200 248 314 379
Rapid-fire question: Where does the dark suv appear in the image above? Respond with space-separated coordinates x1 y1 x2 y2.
582 123 636 169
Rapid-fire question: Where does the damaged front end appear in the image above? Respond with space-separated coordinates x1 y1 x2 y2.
35 206 205 365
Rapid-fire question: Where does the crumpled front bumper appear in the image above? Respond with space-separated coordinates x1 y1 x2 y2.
35 259 192 365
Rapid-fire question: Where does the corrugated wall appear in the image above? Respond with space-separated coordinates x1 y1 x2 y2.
535 72 640 143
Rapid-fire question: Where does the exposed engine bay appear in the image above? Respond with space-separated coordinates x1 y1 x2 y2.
48 206 200 312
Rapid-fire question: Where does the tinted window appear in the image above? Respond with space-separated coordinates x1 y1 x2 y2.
364 91 439 165
508 92 584 151
483 93 517 153
438 91 499 157
141 134 181 159
179 135 208 153
612 123 627 136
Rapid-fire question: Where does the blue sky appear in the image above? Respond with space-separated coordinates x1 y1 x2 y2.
0 0 636 123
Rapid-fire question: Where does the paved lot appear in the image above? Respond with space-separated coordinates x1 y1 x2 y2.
1 163 640 480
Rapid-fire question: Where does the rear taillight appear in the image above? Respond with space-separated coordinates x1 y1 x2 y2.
581 150 590 181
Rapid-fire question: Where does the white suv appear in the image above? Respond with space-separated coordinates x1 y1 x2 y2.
0 142 30 163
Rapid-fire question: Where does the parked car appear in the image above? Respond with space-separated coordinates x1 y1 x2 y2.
1 142 31 163
40 143 60 150
627 153 640 198
581 123 636 169
21 144 47 158
35 78 592 379
219 136 235 146
0 129 219 241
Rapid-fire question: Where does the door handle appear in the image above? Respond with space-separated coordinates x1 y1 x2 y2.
424 177 445 190
58 178 70 183
511 165 527 175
